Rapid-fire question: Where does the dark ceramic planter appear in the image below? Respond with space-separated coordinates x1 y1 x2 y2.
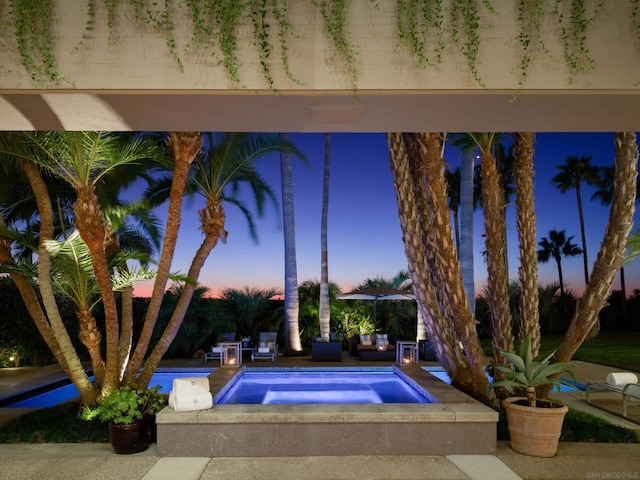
109 420 149 454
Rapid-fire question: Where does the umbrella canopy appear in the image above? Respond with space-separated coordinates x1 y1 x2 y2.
336 287 415 325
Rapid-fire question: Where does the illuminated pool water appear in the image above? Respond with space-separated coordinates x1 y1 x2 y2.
2 365 580 409
4 370 210 408
216 368 431 405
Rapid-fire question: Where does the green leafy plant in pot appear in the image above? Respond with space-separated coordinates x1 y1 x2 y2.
93 385 166 454
489 337 576 458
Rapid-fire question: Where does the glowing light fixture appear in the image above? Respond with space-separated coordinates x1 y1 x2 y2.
396 341 418 366
220 342 242 368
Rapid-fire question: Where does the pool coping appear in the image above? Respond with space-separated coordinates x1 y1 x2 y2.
156 364 499 457
158 365 498 424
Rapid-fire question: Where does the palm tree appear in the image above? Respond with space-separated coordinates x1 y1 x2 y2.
386 132 490 403
450 141 477 314
537 229 583 296
552 133 638 375
591 165 640 322
512 132 540 355
219 286 283 343
468 133 514 365
449 133 515 363
0 131 164 400
280 132 303 355
319 133 331 340
552 155 600 286
134 132 305 385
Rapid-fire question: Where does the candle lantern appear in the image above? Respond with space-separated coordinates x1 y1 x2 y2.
396 341 418 366
220 341 242 368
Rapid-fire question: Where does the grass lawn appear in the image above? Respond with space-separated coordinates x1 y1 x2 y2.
482 333 640 372
0 402 108 443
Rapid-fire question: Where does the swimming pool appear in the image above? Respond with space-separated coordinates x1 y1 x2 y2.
1 365 580 408
216 368 431 405
3 369 211 408
156 364 500 457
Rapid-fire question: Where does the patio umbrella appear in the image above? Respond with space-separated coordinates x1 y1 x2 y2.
336 287 415 326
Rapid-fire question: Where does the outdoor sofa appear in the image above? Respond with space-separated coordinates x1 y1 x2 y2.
356 333 396 361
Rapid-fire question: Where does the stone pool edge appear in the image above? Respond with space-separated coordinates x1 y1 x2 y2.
156 364 498 457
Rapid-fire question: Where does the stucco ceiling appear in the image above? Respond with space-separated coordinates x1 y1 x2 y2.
1 90 640 132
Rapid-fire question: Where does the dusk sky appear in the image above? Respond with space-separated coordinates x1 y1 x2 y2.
133 132 640 299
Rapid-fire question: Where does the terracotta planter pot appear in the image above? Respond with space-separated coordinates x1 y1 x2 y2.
502 397 568 458
109 420 149 454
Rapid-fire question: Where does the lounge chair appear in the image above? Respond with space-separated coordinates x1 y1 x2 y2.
251 332 278 362
204 332 236 362
585 372 640 419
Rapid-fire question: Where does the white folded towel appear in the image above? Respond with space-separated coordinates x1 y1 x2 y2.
172 377 210 394
169 391 213 412
606 372 639 386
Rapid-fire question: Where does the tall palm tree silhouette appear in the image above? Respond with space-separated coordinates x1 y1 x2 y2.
552 155 599 286
537 229 583 296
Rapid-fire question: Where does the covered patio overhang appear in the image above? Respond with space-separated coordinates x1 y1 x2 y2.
1 90 640 132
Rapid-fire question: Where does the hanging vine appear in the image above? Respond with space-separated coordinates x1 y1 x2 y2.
249 0 274 89
554 0 603 81
272 0 304 86
516 0 546 87
312 0 359 89
9 0 63 84
396 0 445 68
449 0 495 87
125 0 183 72
3 0 637 89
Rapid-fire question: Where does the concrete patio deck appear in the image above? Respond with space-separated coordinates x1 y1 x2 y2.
0 355 639 479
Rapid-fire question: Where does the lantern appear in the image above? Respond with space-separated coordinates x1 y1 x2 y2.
396 341 418 366
220 341 242 368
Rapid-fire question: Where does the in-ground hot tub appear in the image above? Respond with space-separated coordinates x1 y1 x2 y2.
157 365 498 457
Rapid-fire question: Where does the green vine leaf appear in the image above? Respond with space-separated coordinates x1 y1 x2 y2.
396 0 445 68
449 0 494 87
312 0 359 90
272 0 304 86
516 0 547 88
554 0 603 82
4 0 637 90
10 0 65 85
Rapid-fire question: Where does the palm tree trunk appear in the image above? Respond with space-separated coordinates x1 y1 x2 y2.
319 133 331 340
124 132 202 385
77 307 105 388
479 149 514 364
0 236 67 366
74 184 120 394
555 133 638 366
137 196 224 386
118 285 134 376
387 132 492 404
576 185 590 285
280 133 303 354
22 160 96 405
459 149 475 313
556 257 565 296
512 132 540 356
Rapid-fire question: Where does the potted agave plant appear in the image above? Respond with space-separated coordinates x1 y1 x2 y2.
93 385 166 454
489 337 576 458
